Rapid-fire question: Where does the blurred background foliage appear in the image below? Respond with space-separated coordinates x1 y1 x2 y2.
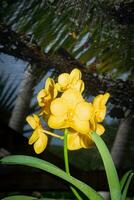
0 0 134 77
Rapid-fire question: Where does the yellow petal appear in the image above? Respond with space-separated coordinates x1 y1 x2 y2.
93 93 109 122
47 78 58 98
62 89 83 109
72 116 90 134
89 117 96 131
37 89 50 107
50 98 68 116
96 124 105 135
53 86 58 98
93 93 110 109
58 73 69 88
39 105 51 116
28 129 39 145
101 93 110 107
26 115 38 129
95 107 106 122
93 94 103 110
33 114 40 124
80 134 94 148
73 80 85 93
37 89 46 98
45 78 54 91
67 132 82 150
41 78 57 100
69 68 82 83
75 102 93 121
48 115 68 129
33 133 48 154
67 130 93 150
55 83 62 92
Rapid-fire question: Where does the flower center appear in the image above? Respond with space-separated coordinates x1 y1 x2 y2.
67 109 74 121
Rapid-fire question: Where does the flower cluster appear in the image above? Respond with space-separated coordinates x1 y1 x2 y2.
27 68 110 153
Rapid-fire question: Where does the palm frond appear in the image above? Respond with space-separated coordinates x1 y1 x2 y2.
0 0 134 77
0 71 19 123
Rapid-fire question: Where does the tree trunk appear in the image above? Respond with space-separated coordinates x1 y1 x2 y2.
9 64 37 133
111 115 134 168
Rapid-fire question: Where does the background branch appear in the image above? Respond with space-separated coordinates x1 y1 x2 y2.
0 24 134 118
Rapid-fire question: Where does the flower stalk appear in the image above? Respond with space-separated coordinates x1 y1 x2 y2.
64 129 70 174
64 129 83 200
42 129 63 139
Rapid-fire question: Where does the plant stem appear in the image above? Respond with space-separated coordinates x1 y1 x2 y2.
64 129 70 174
64 129 83 200
42 129 63 139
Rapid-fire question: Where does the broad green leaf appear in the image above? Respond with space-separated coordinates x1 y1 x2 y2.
91 132 122 200
2 195 37 200
121 172 134 200
1 155 104 200
120 170 133 191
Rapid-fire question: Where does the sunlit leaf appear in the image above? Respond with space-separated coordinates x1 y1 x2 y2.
1 155 104 200
91 132 121 200
121 172 134 200
2 195 37 200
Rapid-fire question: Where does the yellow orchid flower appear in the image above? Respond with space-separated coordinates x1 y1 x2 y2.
37 78 57 116
56 68 84 93
48 88 94 134
66 93 110 150
27 66 110 152
93 93 110 122
67 123 105 150
26 114 48 154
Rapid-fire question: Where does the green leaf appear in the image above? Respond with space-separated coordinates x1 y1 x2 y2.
91 132 122 200
120 170 133 191
121 172 134 200
2 195 37 200
1 155 104 200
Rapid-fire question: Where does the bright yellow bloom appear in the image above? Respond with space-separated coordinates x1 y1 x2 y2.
93 93 110 122
27 66 110 152
56 68 84 93
67 93 110 150
26 114 48 154
48 89 93 134
67 124 105 150
37 78 57 116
